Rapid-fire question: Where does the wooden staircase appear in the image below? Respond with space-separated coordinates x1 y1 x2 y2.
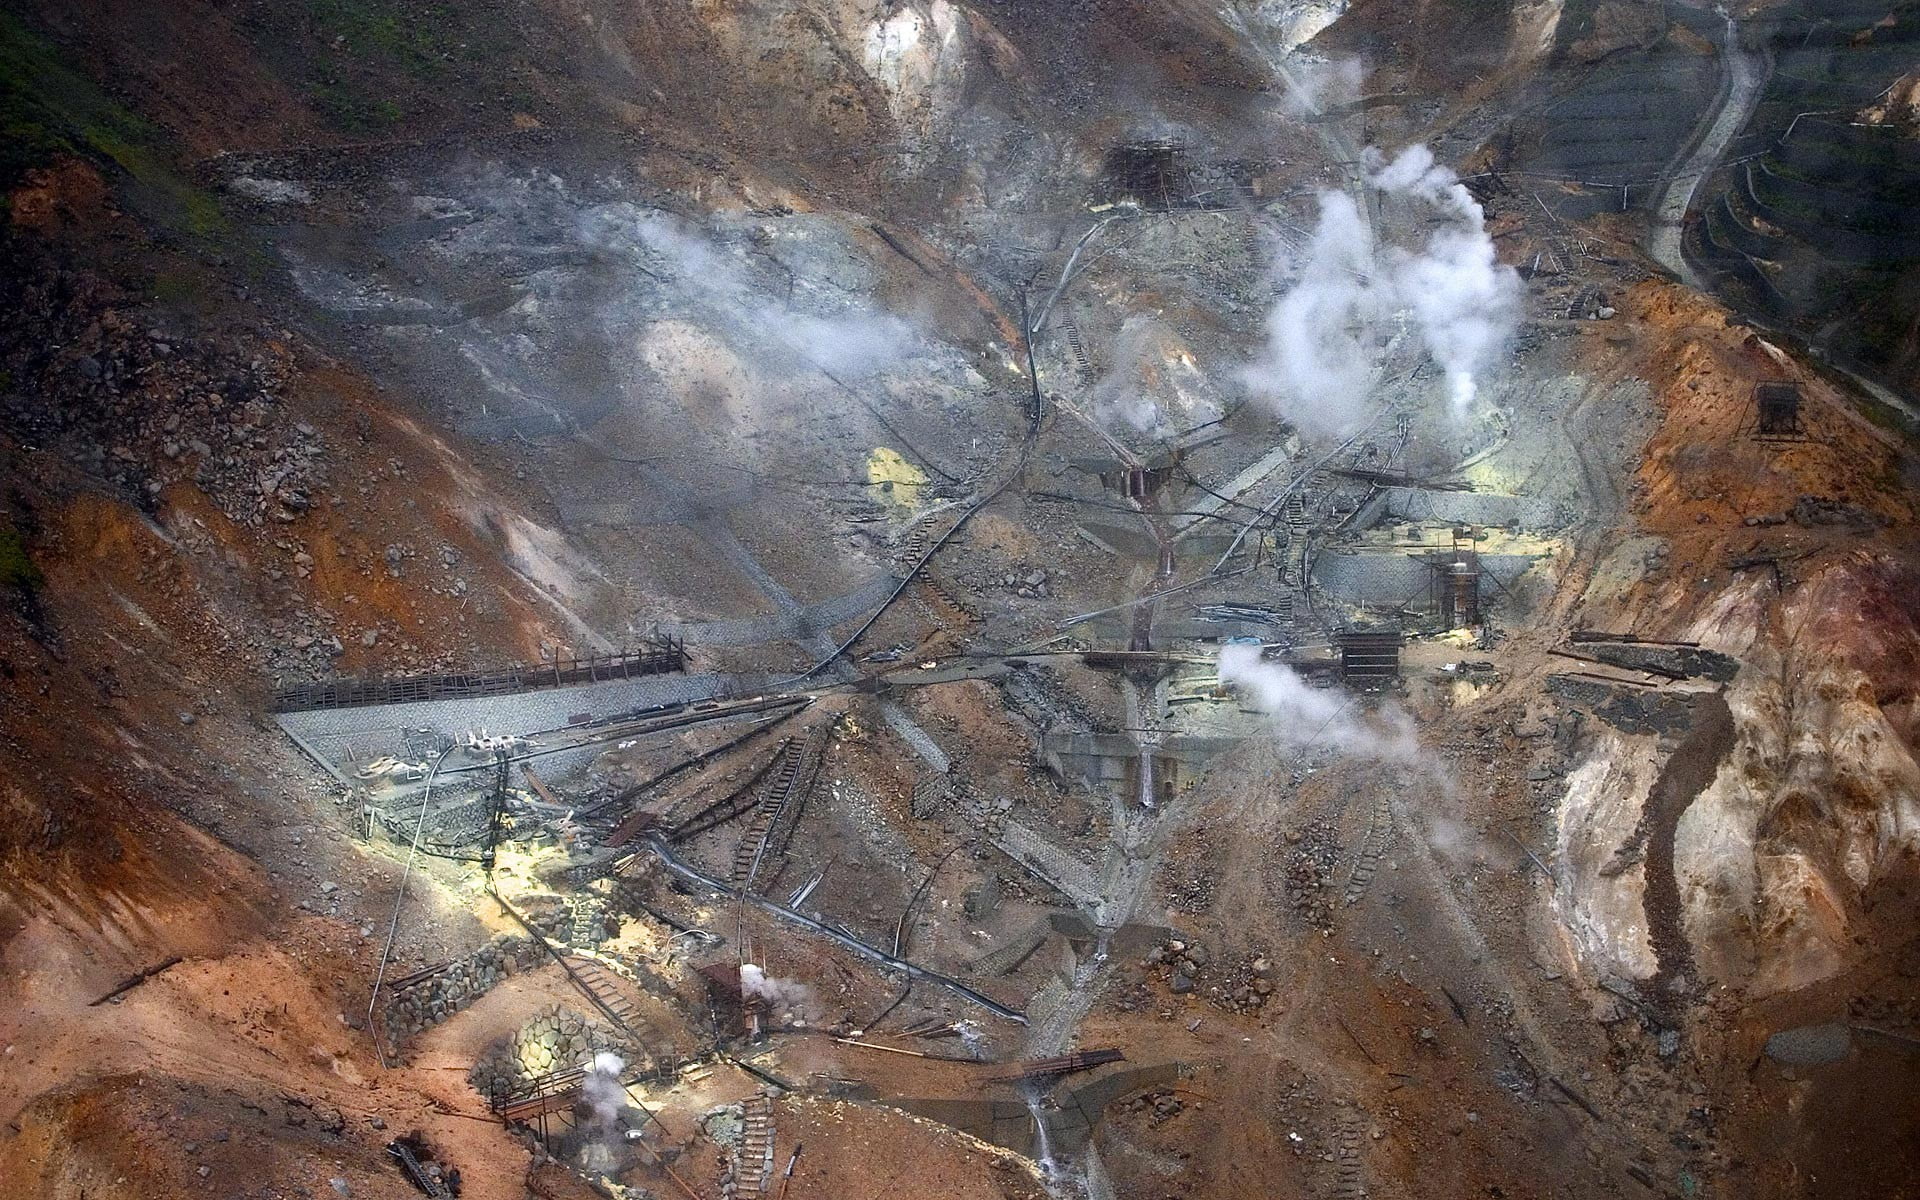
731 724 831 894
1061 321 1094 380
563 955 651 1057
731 746 802 887
1344 792 1395 907
567 897 601 948
918 572 978 627
666 739 795 842
898 520 931 566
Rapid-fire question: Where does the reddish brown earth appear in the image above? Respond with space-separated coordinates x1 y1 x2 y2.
2 3 1918 1199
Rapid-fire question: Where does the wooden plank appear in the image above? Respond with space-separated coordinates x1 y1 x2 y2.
976 1047 1125 1082
523 767 564 807
88 956 183 1006
499 1086 584 1123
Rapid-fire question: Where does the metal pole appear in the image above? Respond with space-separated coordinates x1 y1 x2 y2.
364 744 458 1069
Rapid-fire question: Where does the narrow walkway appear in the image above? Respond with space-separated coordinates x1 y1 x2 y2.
1647 16 1767 286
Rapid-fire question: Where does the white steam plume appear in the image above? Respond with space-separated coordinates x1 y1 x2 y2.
1217 643 1415 761
1278 54 1363 117
1090 315 1223 437
1238 189 1380 439
740 963 819 1023
777 311 913 376
1366 145 1522 415
1240 144 1521 432
578 1051 642 1168
582 1051 629 1129
1094 315 1176 435
579 206 916 380
955 1020 988 1060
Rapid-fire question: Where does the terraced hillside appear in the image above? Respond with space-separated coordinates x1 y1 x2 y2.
1507 3 1725 220
1691 1 1920 394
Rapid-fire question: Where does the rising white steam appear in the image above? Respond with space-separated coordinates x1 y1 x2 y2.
583 1052 628 1126
1217 643 1415 761
1090 315 1223 437
577 1051 639 1169
739 963 819 1022
1240 144 1521 433
579 207 915 380
955 1020 988 1059
1239 189 1380 439
1094 315 1175 434
1277 49 1363 114
1366 145 1522 415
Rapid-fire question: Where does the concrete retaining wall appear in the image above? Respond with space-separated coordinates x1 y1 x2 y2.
1314 551 1543 611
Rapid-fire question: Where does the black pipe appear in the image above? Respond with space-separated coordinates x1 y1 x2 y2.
641 834 1028 1024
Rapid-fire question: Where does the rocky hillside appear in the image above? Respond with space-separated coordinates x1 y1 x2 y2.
1693 0 1920 394
1 3 1917 1199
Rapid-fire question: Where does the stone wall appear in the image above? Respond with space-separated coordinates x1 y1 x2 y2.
380 934 543 1056
469 1004 626 1107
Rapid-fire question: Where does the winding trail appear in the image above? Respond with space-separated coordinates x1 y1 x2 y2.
1647 14 1768 286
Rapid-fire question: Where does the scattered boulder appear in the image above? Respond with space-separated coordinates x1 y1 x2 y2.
1764 1023 1851 1066
1788 495 1887 530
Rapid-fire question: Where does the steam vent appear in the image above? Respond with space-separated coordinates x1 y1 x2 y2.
5 2 1920 1198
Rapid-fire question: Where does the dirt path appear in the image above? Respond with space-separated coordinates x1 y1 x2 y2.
1646 14 1768 286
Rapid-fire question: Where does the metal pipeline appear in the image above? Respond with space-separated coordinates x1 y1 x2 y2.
640 834 1029 1024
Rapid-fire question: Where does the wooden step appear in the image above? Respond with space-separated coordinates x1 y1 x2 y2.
732 1092 776 1195
1062 322 1094 379
732 726 830 893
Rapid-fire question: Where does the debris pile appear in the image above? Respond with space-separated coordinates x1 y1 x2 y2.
1145 937 1210 997
0 268 320 525
1282 821 1341 930
1116 1089 1187 1127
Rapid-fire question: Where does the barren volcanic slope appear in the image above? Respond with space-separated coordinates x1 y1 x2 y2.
3 2 1919 1199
